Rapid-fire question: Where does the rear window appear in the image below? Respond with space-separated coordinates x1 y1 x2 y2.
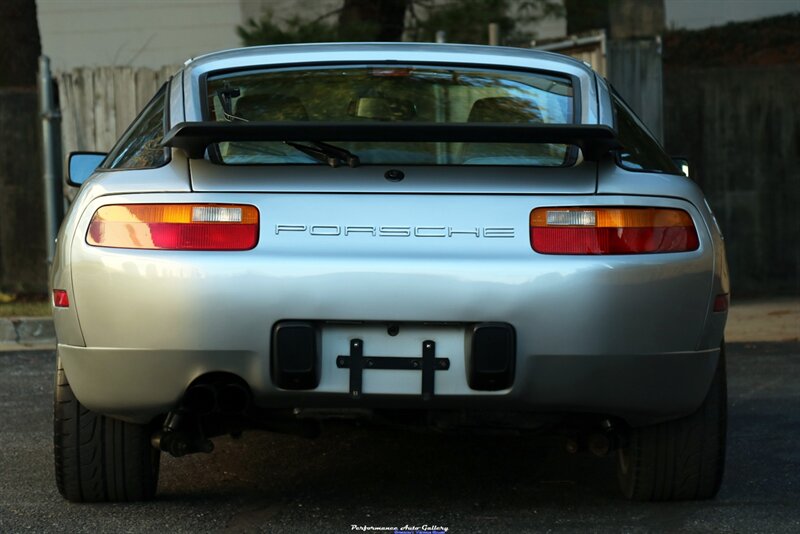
205 64 575 166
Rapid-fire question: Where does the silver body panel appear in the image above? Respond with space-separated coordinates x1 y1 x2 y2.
52 44 728 427
189 160 599 194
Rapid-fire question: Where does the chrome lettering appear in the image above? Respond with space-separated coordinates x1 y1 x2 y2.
483 227 515 238
310 225 341 236
448 227 480 237
379 226 411 237
344 226 377 236
414 226 447 238
275 224 306 234
274 224 516 239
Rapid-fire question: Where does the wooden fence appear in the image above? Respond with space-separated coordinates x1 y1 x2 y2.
608 39 663 142
56 66 178 156
664 65 800 295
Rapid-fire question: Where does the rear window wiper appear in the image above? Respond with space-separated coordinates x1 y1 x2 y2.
284 141 360 168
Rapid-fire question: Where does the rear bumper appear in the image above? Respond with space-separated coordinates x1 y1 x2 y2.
56 191 725 427
59 342 720 427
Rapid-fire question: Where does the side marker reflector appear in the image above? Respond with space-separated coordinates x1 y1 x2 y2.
53 289 69 308
713 294 729 312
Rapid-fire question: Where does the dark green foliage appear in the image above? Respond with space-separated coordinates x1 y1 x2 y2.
237 0 566 47
237 1 410 45
410 0 564 45
663 13 800 68
411 0 515 43
237 10 340 46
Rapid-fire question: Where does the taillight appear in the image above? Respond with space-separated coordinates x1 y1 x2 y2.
87 204 259 250
530 207 698 255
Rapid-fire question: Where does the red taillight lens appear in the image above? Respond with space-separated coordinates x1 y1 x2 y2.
53 289 69 307
87 204 259 250
530 207 699 255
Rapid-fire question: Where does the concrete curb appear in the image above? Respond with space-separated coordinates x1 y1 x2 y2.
0 317 56 347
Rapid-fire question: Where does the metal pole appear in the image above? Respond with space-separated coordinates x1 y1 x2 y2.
488 22 500 46
38 55 62 266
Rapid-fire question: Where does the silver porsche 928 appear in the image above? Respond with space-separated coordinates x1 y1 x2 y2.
53 43 729 503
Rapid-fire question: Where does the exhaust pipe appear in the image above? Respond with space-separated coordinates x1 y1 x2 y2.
151 411 214 457
152 430 214 457
217 383 251 413
588 433 611 457
182 383 217 414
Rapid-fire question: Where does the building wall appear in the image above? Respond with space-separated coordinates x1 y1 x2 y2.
36 0 243 71
516 0 567 41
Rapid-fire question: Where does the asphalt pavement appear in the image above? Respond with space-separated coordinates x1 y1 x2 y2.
0 342 798 533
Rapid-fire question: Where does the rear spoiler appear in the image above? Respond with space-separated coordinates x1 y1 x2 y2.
162 121 620 160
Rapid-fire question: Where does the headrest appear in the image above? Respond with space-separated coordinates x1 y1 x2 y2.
234 94 309 121
467 97 543 123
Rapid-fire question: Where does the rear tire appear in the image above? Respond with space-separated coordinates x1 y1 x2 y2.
54 354 160 502
617 343 727 501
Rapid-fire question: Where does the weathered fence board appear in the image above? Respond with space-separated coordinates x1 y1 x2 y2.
539 36 663 142
608 39 664 142
664 65 800 295
56 66 177 155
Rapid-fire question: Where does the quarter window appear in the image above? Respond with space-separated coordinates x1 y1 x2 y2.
102 84 169 170
612 92 679 174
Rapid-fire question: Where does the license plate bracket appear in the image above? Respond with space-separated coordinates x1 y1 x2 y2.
336 339 450 400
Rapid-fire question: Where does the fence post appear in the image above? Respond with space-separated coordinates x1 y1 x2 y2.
488 22 500 46
38 55 63 266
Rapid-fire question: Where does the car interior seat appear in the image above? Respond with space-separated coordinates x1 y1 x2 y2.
217 94 310 162
233 94 309 121
461 96 560 164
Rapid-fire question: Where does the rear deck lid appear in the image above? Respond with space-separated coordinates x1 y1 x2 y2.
187 159 598 194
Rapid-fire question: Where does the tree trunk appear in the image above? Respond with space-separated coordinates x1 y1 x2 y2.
0 0 46 294
339 0 409 41
0 0 41 88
